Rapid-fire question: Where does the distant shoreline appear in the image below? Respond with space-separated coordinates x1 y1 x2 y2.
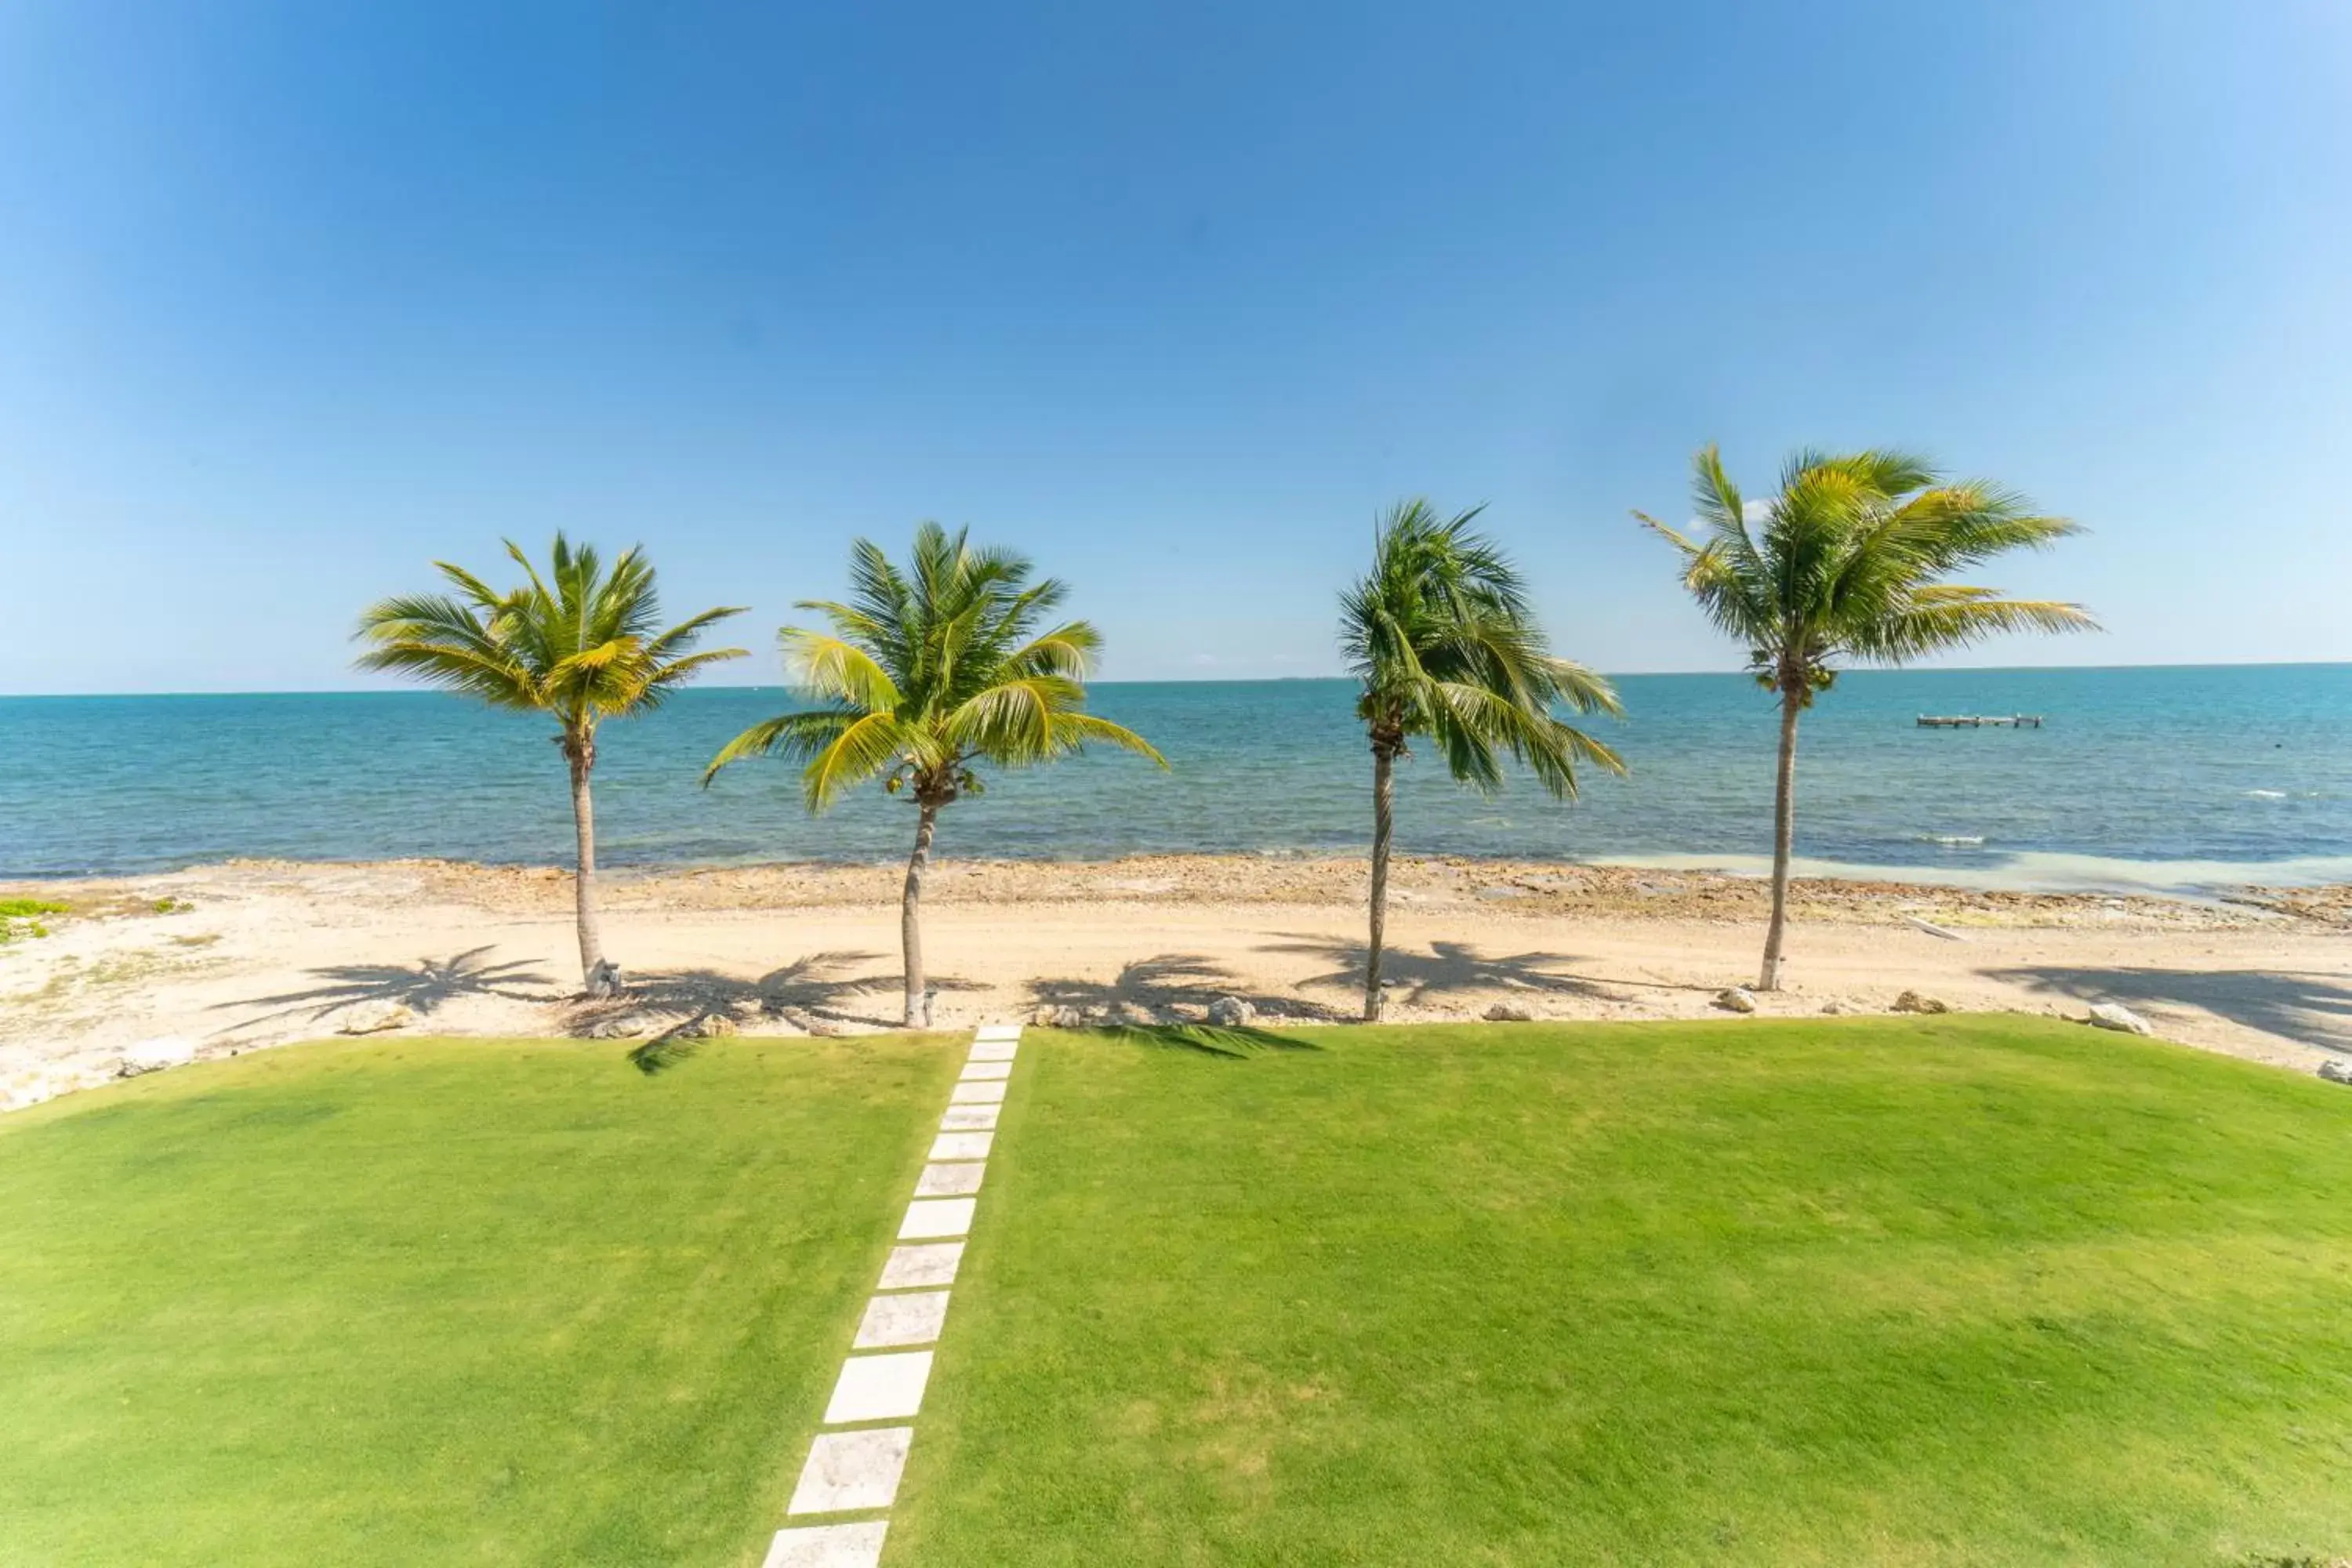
10 845 2352 902
7 850 2348 925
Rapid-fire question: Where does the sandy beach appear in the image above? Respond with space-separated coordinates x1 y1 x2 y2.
4 853 2347 1110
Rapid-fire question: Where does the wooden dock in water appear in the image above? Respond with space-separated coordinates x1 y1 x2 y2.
1917 713 2045 728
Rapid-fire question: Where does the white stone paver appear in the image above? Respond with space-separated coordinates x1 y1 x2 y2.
788 1426 913 1514
853 1289 950 1349
898 1197 975 1239
760 1024 1025 1557
928 1131 993 1161
764 1520 888 1568
914 1161 985 1197
824 1350 935 1424
878 1241 963 1289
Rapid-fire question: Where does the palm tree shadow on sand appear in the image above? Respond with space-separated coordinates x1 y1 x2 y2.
1028 953 1334 1059
1981 964 2352 1056
1258 933 1626 1008
607 951 985 1073
1029 953 1344 1022
215 946 557 1032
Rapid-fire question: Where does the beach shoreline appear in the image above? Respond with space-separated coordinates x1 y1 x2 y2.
13 848 2349 919
5 853 2349 1112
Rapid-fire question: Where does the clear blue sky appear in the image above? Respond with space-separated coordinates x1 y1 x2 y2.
4 0 2347 693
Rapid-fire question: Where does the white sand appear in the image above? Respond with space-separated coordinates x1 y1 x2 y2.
4 855 2347 1110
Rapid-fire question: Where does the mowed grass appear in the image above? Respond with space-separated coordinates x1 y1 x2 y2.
0 1033 959 1566
897 1017 2352 1566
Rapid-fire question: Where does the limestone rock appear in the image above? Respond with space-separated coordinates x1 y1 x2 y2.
2085 1002 2154 1036
1892 990 1951 1015
674 1013 737 1040
1820 999 1849 1016
1483 1001 1535 1022
118 1036 197 1076
1712 988 1759 1014
1207 996 1258 1028
585 1011 657 1040
335 1001 415 1036
2319 1059 2352 1086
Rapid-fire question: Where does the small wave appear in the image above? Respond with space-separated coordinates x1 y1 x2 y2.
2246 789 2288 800
1919 833 1985 847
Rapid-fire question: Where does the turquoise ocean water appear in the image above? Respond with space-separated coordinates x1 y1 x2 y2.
5 666 2351 892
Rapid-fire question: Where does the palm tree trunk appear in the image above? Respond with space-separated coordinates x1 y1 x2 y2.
1758 689 1802 991
567 733 608 992
902 799 939 1028
1364 742 1395 1022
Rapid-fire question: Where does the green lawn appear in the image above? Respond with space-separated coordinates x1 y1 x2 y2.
0 1033 958 1566
898 1017 2352 1566
11 1018 2352 1566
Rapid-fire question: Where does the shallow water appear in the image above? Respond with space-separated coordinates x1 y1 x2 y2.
4 666 2349 892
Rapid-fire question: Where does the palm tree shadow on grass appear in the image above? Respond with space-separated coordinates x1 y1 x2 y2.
215 947 557 1032
1980 964 2352 1055
1257 933 1621 1008
1070 1021 1322 1060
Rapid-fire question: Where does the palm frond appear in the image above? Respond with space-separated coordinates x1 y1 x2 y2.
782 628 905 711
701 709 855 784
802 711 918 811
942 677 1063 760
1004 620 1103 679
1343 499 1618 800
1540 656 1624 717
644 603 749 661
1848 590 2100 662
1047 711 1168 766
1641 445 2097 688
358 536 746 736
719 526 1158 813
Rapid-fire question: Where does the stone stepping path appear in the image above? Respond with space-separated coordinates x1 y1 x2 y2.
761 1022 1026 1568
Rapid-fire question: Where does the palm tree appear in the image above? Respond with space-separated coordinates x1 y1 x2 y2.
705 523 1163 1027
1639 446 2097 992
357 536 746 994
1341 500 1624 1022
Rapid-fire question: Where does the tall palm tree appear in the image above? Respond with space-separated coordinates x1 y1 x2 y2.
1341 499 1624 1022
705 523 1163 1027
1639 446 2097 991
357 535 746 993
